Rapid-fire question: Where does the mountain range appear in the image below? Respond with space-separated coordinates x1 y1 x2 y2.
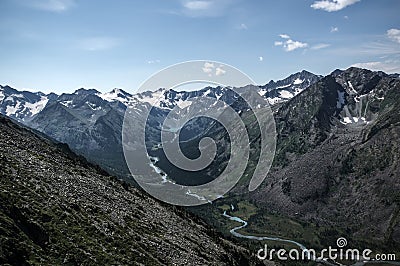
1 67 400 263
0 70 320 179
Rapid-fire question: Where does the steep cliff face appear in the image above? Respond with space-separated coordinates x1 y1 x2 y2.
0 115 270 266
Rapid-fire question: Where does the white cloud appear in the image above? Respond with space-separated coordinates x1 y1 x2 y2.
259 56 263 62
311 43 331 50
285 39 308 52
238 23 248 30
311 0 361 12
279 34 290 39
78 37 121 51
202 62 214 76
147 60 160 64
387 28 400 44
215 66 226 76
29 0 75 12
183 1 212 10
203 62 214 68
331 26 339 33
201 62 226 76
351 60 400 73
275 34 308 52
180 0 233 17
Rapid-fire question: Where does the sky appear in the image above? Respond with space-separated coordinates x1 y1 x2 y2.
0 0 399 94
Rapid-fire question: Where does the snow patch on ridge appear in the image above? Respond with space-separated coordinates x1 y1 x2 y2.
279 90 293 99
60 100 73 107
176 99 192 109
348 81 357 94
24 97 49 115
98 89 132 105
341 116 367 125
136 89 166 107
6 102 20 116
293 78 303 85
268 97 283 105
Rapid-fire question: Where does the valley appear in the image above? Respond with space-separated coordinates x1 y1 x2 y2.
1 67 400 265
0 114 268 265
2 1 400 265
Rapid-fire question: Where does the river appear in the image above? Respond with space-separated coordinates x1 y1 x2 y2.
222 211 399 266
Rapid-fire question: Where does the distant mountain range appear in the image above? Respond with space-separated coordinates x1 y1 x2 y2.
0 69 320 121
0 70 320 178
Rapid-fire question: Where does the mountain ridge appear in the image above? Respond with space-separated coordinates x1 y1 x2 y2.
0 70 320 179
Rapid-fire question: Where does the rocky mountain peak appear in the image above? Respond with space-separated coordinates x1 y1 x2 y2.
259 70 322 105
110 88 132 97
74 88 100 95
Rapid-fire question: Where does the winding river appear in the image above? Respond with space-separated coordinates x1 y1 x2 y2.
222 211 308 250
222 211 399 266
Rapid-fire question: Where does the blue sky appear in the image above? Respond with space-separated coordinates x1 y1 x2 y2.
0 0 399 93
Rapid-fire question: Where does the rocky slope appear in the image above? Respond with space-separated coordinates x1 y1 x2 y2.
0 114 271 265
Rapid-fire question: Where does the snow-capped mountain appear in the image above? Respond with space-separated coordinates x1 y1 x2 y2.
259 70 322 105
0 70 321 178
0 70 321 123
331 67 389 125
1 67 397 182
89 70 321 110
0 85 57 122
